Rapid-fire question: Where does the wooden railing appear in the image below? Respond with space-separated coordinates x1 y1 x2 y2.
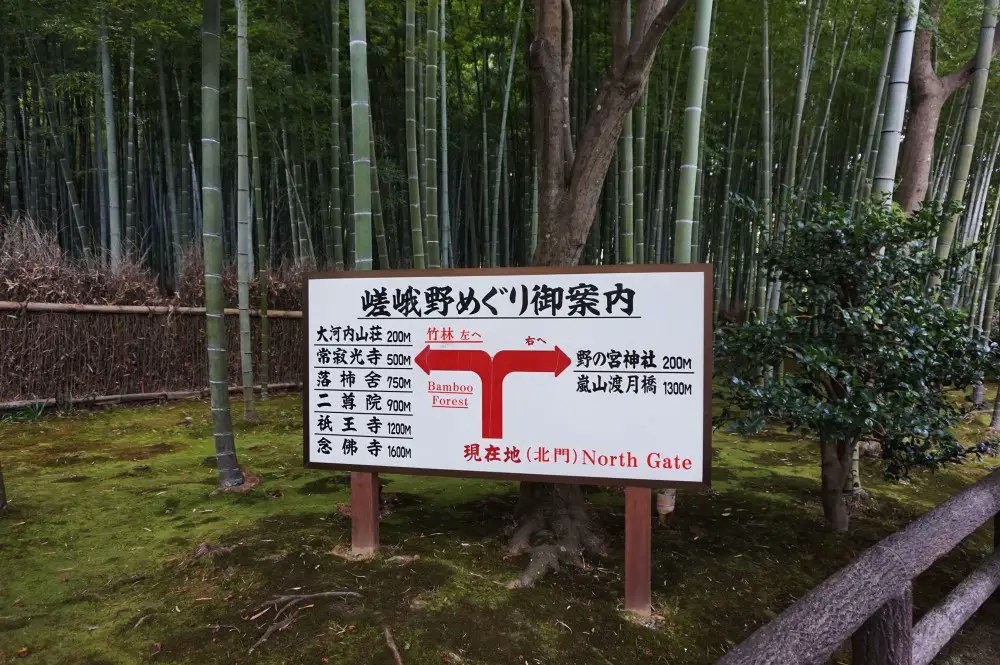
715 469 1000 665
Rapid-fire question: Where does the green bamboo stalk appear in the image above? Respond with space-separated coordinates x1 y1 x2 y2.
424 0 441 267
349 0 373 270
100 16 122 272
178 64 191 250
330 0 345 270
872 0 921 205
439 0 451 267
801 0 860 202
405 0 425 268
932 0 998 290
369 113 390 268
715 54 748 322
124 36 136 247
236 0 255 420
94 91 108 262
691 2 716 264
490 0 525 268
619 4 635 265
293 163 315 267
247 65 269 400
635 85 648 264
33 62 88 255
282 123 300 263
853 13 895 206
530 152 539 258
755 0 772 320
4 53 19 219
202 0 243 488
674 0 713 264
156 44 181 281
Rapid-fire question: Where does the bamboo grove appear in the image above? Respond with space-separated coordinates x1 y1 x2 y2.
5 1 1000 471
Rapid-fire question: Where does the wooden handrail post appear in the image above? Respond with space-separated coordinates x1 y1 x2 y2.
995 514 999 552
852 582 913 665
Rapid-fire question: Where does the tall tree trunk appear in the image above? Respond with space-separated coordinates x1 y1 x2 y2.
820 433 852 532
236 0 256 421
521 0 693 586
202 0 243 487
894 2 998 214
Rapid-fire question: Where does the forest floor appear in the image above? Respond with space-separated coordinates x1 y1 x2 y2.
0 395 998 665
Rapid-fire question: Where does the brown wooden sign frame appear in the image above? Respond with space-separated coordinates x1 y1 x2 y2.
302 263 713 489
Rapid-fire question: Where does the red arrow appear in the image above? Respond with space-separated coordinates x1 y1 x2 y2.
414 345 572 440
414 346 492 435
487 347 571 438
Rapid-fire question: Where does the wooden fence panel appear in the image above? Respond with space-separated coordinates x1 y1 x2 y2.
0 308 302 403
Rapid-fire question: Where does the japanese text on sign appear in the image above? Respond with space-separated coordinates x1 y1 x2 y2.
305 267 711 486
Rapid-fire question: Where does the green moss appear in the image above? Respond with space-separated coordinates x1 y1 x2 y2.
0 396 997 663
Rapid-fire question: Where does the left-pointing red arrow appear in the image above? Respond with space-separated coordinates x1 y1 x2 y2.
414 346 493 438
414 345 493 376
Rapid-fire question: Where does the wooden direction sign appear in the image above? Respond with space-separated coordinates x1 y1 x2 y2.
303 265 712 615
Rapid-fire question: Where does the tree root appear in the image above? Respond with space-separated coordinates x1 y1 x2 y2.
248 591 360 653
505 483 607 588
384 627 405 665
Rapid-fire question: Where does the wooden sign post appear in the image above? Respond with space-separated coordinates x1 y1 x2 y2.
303 265 712 614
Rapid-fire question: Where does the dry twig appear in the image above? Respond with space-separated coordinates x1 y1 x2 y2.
384 626 405 665
248 591 360 653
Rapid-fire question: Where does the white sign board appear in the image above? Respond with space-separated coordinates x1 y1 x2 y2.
304 266 711 486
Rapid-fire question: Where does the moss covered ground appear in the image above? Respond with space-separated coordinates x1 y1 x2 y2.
0 393 998 664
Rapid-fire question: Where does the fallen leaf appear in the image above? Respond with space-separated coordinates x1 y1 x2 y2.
13 598 22 606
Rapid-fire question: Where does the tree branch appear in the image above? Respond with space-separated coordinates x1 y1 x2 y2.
628 0 690 79
941 26 1000 96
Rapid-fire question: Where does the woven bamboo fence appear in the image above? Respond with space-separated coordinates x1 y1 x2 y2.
0 302 303 407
